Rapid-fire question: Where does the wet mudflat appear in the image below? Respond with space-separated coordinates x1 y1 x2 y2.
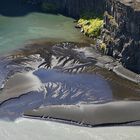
0 41 140 126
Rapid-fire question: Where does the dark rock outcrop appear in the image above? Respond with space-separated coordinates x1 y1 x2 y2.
106 0 140 37
102 0 140 73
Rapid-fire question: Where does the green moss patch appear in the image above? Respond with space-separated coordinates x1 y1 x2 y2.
76 11 103 38
77 18 103 38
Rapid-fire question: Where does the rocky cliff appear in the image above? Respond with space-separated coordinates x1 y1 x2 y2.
106 0 140 37
102 0 140 73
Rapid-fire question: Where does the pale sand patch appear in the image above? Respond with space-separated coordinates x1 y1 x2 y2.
0 118 139 140
0 71 44 103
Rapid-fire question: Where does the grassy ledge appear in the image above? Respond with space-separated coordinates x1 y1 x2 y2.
76 12 103 38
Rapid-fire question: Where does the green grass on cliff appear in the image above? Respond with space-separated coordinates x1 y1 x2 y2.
77 11 103 38
77 18 103 38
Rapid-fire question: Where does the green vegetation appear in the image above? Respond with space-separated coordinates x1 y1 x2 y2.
77 11 103 38
77 18 103 38
99 42 107 54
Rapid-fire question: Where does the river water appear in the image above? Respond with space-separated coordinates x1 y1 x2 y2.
0 0 90 55
0 13 88 55
0 0 140 137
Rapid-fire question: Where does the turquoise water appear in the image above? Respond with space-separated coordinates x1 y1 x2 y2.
0 13 86 55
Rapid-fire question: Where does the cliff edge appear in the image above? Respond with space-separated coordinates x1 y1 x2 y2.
102 0 140 73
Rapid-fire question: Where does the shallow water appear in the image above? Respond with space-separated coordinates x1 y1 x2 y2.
0 12 87 55
0 69 112 120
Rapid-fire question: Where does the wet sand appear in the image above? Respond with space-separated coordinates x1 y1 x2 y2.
24 101 140 126
0 41 140 124
0 72 44 104
1 41 140 104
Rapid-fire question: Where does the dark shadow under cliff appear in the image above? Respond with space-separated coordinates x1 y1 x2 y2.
0 0 41 17
0 0 105 18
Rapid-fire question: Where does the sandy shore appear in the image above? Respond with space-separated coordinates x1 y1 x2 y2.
0 118 139 140
24 101 140 126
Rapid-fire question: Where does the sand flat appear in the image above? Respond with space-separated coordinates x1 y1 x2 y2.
0 71 43 104
0 118 139 140
25 101 140 126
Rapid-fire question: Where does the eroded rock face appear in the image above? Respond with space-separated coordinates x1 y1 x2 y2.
102 0 140 73
106 0 140 36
